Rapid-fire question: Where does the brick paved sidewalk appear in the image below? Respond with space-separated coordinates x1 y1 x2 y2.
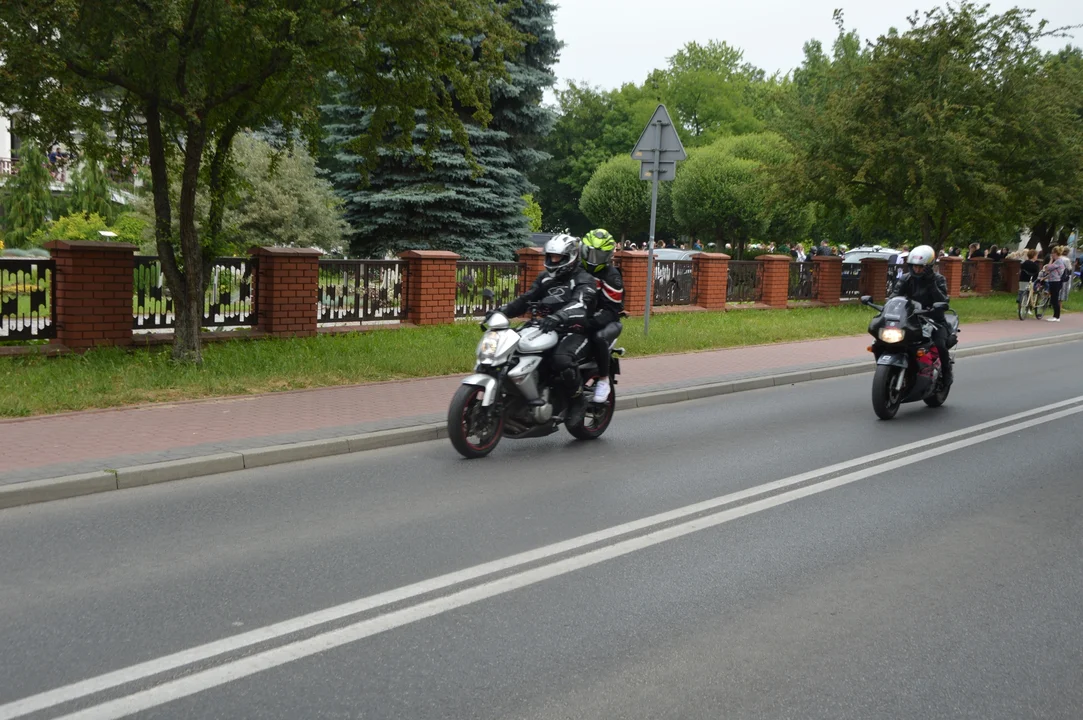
2 314 1081 486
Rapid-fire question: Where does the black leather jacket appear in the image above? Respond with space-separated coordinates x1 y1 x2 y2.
890 271 949 308
586 264 624 327
501 268 598 334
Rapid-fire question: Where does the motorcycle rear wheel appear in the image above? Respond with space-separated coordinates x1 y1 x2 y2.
448 384 504 459
566 379 616 440
872 364 903 420
924 375 951 408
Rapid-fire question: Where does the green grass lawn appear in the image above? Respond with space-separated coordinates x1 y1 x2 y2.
0 294 1049 416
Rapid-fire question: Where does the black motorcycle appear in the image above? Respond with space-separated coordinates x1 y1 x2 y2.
861 295 959 420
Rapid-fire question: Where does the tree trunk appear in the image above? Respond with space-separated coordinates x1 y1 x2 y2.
145 102 191 354
1027 222 1054 250
173 121 209 363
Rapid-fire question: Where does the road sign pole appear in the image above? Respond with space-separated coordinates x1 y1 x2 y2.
644 120 662 336
630 104 687 337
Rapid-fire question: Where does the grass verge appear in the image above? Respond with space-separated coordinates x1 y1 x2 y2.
0 295 1057 417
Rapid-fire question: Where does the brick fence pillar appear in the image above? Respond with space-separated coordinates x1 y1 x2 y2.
517 246 545 294
616 250 650 315
692 253 730 310
758 254 790 308
971 257 993 294
399 249 460 325
44 240 137 351
859 257 890 303
1002 259 1021 295
939 256 962 298
250 246 322 337
813 255 842 306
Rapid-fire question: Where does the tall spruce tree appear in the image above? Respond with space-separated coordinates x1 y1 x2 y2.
2 142 54 248
325 0 559 260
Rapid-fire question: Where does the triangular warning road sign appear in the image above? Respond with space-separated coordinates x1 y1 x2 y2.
631 105 687 163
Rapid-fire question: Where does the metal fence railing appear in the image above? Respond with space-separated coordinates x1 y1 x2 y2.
455 261 522 318
653 260 695 306
317 260 406 324
841 264 862 299
727 261 762 304
133 256 257 330
960 261 975 293
788 262 815 301
0 258 55 340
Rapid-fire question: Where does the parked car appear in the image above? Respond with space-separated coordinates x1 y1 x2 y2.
843 246 902 264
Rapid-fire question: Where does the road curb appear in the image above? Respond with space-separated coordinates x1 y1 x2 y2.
4 332 1082 510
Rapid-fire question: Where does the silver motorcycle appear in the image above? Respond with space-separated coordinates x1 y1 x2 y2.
447 294 623 459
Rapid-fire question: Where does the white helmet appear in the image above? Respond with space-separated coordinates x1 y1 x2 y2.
908 245 935 272
543 234 580 279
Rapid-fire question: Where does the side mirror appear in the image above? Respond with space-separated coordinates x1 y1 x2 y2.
860 295 873 306
482 288 495 299
933 301 948 311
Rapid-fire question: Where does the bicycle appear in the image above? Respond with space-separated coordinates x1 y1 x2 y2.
1018 280 1050 320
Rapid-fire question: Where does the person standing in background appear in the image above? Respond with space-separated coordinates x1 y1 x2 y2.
1041 249 1066 322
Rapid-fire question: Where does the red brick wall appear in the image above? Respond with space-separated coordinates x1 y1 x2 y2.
758 255 791 308
814 255 842 306
44 240 137 350
692 253 730 309
251 246 322 337
860 257 889 303
616 251 650 315
939 256 962 298
399 250 460 325
1002 259 1021 295
971 257 993 294
517 247 545 294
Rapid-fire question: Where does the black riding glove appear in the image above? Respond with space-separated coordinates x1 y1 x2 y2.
538 315 561 333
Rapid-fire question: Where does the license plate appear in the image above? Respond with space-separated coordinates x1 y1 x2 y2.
611 357 621 376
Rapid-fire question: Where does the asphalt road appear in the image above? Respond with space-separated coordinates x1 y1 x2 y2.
2 341 1082 720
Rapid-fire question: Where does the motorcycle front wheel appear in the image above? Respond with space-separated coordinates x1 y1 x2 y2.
872 364 903 420
448 384 505 459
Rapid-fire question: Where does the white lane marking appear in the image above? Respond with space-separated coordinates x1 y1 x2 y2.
54 402 1083 720
3 396 1083 720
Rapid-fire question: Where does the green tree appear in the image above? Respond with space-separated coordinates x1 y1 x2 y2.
783 4 1082 251
66 123 117 221
522 194 543 232
324 0 557 260
222 134 347 254
671 146 765 257
533 82 660 234
579 155 652 242
654 40 762 145
0 0 521 362
1 143 54 248
1024 46 1083 249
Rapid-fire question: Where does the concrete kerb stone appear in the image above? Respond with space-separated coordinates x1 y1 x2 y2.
242 438 352 469
0 471 117 510
3 332 1082 510
115 454 246 489
345 424 444 453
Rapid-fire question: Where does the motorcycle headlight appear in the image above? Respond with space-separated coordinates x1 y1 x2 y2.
477 331 500 360
879 327 905 344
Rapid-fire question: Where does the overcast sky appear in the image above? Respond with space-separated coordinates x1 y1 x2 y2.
548 0 1083 101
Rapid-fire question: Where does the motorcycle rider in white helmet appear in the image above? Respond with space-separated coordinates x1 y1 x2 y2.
888 244 954 387
490 234 599 403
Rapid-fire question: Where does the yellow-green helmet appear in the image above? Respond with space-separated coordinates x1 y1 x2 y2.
582 229 616 272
